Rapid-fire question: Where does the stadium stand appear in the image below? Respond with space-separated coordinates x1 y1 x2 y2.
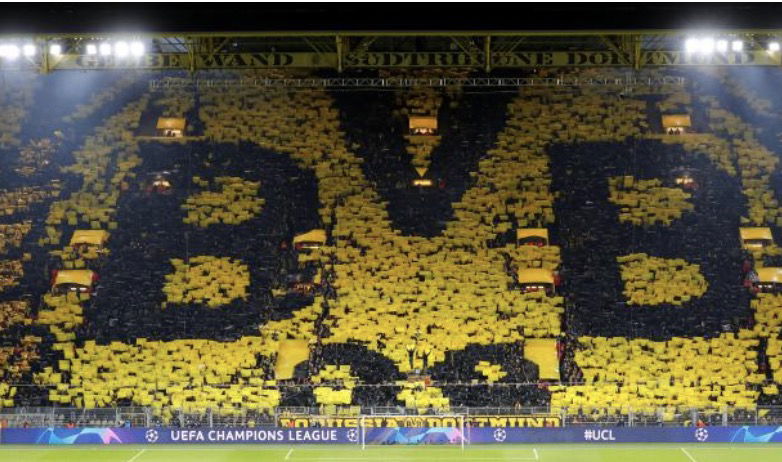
5 64 782 429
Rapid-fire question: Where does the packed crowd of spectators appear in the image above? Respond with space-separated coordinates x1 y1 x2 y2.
4 67 782 425
551 137 749 340
0 71 152 410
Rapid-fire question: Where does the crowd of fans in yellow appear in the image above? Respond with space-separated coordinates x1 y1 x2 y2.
618 253 708 306
182 176 264 227
2 66 782 425
608 176 694 226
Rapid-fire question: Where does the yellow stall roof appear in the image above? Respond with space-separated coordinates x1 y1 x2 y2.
54 270 95 287
156 117 186 131
69 230 110 247
516 228 549 242
517 268 554 285
408 116 438 130
758 267 782 284
740 227 773 242
662 114 691 128
293 229 326 245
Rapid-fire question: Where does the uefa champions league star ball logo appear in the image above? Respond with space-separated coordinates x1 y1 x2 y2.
347 429 359 442
493 428 507 442
694 428 709 442
145 429 159 443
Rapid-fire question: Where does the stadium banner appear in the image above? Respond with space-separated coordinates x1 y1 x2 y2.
5 426 782 445
492 51 782 67
277 414 561 428
49 52 339 70
0 427 357 445
42 50 782 71
370 426 782 444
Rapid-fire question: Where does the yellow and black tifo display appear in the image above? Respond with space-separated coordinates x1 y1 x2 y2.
3 65 782 428
182 176 264 227
162 256 251 308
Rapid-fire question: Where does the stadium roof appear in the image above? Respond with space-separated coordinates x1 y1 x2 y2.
5 4 782 73
4 4 782 34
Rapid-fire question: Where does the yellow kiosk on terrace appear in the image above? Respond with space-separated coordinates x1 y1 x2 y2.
293 229 326 251
69 230 109 248
662 114 692 135
406 115 441 149
156 117 186 137
517 228 549 247
517 268 555 295
740 227 774 250
408 115 438 136
69 230 110 259
755 267 782 293
52 269 96 295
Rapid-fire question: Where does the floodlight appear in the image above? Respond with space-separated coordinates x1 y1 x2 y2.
86 44 97 55
770 42 780 53
49 44 62 56
685 38 700 53
99 43 111 56
716 40 728 53
114 41 129 57
22 44 35 57
700 38 715 54
130 41 144 57
731 40 743 52
0 45 20 60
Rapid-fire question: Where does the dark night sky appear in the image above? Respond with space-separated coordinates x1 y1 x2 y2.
1 3 782 34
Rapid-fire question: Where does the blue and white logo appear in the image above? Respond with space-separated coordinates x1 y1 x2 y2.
583 429 616 441
145 429 159 443
493 428 507 442
347 429 359 443
695 428 709 442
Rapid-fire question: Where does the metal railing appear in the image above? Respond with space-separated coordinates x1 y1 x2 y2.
150 76 686 90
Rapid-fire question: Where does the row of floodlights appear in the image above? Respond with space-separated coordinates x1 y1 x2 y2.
5 38 782 59
85 41 145 57
0 43 38 59
0 41 145 60
684 37 780 54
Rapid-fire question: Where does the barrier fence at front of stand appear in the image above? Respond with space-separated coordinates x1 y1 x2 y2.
0 405 778 428
4 426 782 445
